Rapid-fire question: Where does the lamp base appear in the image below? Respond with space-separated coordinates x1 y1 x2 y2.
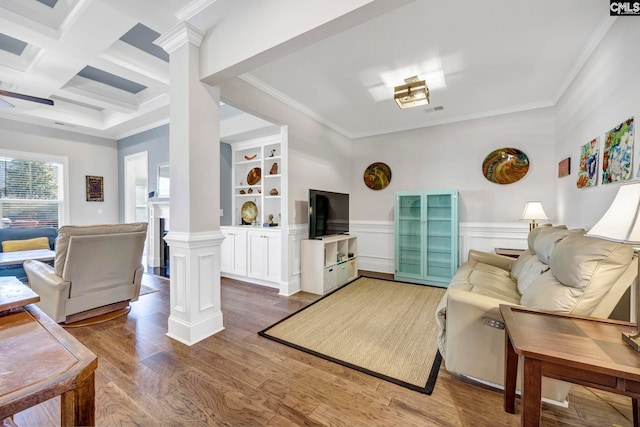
622 331 640 351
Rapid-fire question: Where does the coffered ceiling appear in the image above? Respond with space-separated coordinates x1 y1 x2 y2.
0 0 614 141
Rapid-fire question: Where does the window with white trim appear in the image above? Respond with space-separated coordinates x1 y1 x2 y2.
0 151 65 229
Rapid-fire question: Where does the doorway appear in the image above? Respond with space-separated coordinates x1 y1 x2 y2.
124 151 149 223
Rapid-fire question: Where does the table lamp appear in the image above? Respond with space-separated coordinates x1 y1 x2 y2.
520 201 549 231
586 182 640 351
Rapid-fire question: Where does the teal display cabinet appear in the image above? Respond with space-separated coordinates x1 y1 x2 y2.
394 189 459 287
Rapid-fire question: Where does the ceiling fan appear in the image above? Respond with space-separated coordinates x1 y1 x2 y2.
0 90 54 108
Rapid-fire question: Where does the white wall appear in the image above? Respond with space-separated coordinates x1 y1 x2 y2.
221 77 353 225
556 18 640 229
0 118 119 225
350 107 557 223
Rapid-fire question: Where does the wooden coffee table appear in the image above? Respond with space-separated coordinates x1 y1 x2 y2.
500 304 640 427
0 278 98 425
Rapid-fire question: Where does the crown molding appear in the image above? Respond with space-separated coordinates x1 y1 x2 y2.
176 0 218 22
155 22 204 55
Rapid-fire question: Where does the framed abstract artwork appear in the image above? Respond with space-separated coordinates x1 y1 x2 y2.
86 175 104 202
558 157 570 177
576 137 599 188
602 117 634 184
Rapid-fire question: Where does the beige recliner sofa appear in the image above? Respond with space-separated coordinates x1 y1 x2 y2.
435 225 637 404
24 223 148 323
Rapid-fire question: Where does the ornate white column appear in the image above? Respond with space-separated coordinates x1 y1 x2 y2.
155 23 224 345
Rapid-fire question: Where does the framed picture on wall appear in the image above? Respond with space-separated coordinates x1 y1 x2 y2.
86 175 104 202
558 157 570 177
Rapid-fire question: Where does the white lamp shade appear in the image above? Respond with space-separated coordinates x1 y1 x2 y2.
520 201 548 221
586 183 640 244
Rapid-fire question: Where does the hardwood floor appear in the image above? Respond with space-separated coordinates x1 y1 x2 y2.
13 274 634 426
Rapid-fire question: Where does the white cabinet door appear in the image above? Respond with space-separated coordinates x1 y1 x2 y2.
221 228 247 276
247 230 266 279
247 229 281 282
264 231 281 283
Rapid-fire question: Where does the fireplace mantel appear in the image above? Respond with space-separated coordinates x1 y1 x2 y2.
148 201 169 267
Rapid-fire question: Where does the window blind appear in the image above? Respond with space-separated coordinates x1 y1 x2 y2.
0 156 63 228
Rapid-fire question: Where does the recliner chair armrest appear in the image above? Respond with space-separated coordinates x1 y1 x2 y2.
24 259 70 323
468 249 516 271
443 288 519 383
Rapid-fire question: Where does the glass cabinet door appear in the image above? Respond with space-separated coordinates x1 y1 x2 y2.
395 194 423 278
425 194 453 281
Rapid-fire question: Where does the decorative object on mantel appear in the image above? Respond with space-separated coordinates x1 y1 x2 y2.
269 162 278 175
244 154 257 161
270 188 279 196
241 201 258 225
482 147 529 185
247 167 261 185
363 162 392 190
558 157 570 177
519 201 548 231
86 175 104 202
586 182 640 351
602 117 634 184
577 137 599 188
269 149 276 157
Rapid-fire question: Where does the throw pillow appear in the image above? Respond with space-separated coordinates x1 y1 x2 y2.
2 236 50 252
516 260 549 294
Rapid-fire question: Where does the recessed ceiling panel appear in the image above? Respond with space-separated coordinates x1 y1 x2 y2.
120 23 169 62
0 33 28 56
77 65 147 94
35 0 58 8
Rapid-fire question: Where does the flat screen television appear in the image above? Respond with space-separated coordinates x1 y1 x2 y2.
308 189 349 239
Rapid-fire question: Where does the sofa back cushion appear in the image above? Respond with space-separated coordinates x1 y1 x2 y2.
520 233 633 315
0 226 57 252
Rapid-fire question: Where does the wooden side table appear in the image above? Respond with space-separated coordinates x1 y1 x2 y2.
0 280 98 426
500 304 640 427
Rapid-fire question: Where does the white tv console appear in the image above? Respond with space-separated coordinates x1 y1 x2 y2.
301 234 358 295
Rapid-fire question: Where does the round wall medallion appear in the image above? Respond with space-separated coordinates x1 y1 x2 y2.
482 148 529 185
363 162 392 190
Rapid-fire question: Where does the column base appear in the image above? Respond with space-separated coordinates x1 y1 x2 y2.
164 230 226 346
167 312 224 346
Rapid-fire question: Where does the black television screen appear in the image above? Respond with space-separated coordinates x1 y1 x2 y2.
309 189 349 239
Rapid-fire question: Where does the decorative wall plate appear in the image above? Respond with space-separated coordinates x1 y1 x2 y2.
241 201 258 224
482 148 529 184
363 162 392 190
247 167 261 185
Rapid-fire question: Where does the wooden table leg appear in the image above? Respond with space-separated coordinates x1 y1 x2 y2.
522 357 542 427
61 371 95 426
504 331 518 414
633 397 639 427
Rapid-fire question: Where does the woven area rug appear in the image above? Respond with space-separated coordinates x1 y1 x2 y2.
259 276 446 394
139 284 158 296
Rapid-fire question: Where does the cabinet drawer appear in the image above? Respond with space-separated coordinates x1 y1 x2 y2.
337 262 349 286
324 266 337 292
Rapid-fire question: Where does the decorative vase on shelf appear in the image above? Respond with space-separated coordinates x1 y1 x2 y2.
270 188 279 196
270 163 278 175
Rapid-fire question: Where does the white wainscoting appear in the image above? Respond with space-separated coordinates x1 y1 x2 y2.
285 224 307 295
350 220 530 274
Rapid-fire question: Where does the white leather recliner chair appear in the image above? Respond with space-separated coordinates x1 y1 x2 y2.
24 222 148 323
